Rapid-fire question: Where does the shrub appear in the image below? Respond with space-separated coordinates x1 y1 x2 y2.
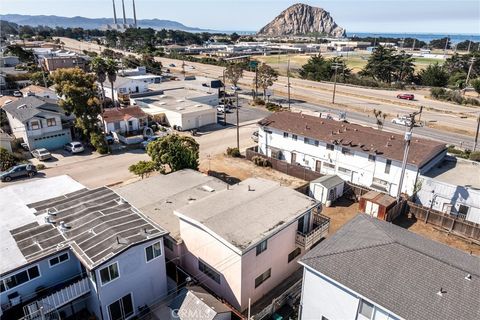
252 156 271 167
129 160 156 179
253 98 265 106
226 147 241 158
469 151 480 162
0 147 17 171
90 132 108 154
36 164 46 170
265 102 284 112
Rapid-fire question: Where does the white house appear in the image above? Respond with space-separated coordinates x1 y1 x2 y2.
102 77 148 102
3 96 73 150
127 74 162 84
173 178 329 312
257 112 446 197
299 214 480 320
416 156 480 224
20 85 58 100
133 90 217 131
101 106 148 134
0 176 168 320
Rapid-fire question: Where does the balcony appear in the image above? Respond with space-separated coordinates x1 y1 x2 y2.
21 277 90 320
295 213 330 250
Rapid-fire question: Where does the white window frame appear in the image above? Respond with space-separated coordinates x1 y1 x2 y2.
145 241 162 263
48 252 70 268
46 118 57 127
30 120 40 130
0 264 41 292
107 292 135 320
99 262 120 286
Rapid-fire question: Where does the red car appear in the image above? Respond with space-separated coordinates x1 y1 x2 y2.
397 93 415 100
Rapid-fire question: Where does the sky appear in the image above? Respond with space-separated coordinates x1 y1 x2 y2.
1 0 479 34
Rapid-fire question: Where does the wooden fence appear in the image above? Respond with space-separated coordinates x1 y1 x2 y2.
245 147 322 181
407 201 480 241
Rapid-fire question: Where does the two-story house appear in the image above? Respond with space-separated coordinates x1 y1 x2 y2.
3 96 73 150
0 175 168 320
298 214 480 320
102 77 148 103
257 112 446 197
174 177 329 312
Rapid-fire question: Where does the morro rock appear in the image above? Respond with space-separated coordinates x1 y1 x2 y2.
258 3 346 37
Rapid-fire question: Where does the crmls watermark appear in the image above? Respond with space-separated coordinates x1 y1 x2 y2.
171 308 210 319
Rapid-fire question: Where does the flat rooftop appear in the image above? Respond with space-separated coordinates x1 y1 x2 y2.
423 156 480 189
1 176 166 274
115 170 227 242
0 176 85 274
134 88 217 115
175 178 318 253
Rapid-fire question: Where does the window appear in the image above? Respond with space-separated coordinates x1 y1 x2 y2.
292 134 297 141
46 118 56 127
368 155 376 162
164 237 174 251
357 300 374 319
342 147 353 156
338 167 352 175
314 140 319 146
288 248 301 263
304 137 310 144
30 120 40 130
255 268 271 288
303 138 319 146
108 293 134 320
99 262 119 285
256 240 268 256
324 163 335 169
458 205 469 216
0 266 40 292
385 160 392 174
326 144 334 151
145 241 162 262
49 252 69 267
198 260 221 284
283 132 289 138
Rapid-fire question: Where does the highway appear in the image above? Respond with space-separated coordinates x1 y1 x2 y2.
60 37 478 149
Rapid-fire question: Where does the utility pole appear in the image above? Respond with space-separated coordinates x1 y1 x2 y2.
254 65 259 99
443 36 449 57
397 106 423 202
465 57 476 89
223 68 227 126
467 40 472 53
287 55 291 110
473 114 480 151
412 38 416 51
236 89 240 150
331 62 342 104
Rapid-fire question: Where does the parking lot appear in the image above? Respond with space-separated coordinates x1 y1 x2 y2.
216 98 271 126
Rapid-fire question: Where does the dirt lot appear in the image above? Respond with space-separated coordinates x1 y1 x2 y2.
198 153 305 188
322 197 480 256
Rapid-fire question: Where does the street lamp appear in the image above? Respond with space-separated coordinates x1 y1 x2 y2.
331 62 343 104
235 88 240 150
222 68 227 126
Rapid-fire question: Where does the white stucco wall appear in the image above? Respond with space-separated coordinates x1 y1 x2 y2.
258 126 423 197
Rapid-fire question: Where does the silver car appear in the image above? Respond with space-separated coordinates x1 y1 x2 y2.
31 148 52 161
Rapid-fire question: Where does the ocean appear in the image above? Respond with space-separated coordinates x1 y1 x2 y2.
226 31 480 44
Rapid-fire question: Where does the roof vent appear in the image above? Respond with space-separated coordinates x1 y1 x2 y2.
17 104 28 109
202 185 215 192
165 200 172 204
437 288 446 296
305 125 310 130
465 274 472 281
47 208 57 216
59 221 71 232
248 185 255 191
116 198 127 205
44 216 55 224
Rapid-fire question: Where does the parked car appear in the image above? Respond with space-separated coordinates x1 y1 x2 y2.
251 131 259 142
105 135 115 145
13 90 22 97
64 141 85 154
141 136 162 149
0 164 37 182
231 86 241 91
391 116 412 126
396 93 415 100
31 148 52 161
216 105 232 113
169 64 176 67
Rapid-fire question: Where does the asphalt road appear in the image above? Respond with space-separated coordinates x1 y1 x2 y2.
59 38 478 149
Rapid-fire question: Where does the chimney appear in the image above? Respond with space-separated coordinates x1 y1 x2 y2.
132 0 137 27
122 0 127 25
112 0 118 25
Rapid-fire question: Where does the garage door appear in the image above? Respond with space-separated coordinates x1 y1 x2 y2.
31 131 72 150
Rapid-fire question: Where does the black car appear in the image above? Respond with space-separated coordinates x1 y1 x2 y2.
0 164 37 182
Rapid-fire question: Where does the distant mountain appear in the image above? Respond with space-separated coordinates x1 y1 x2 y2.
0 14 214 32
258 3 346 37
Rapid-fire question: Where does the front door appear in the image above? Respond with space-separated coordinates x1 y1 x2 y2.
315 160 322 173
291 152 297 164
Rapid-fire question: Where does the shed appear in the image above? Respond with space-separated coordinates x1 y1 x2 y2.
309 175 344 206
359 191 397 220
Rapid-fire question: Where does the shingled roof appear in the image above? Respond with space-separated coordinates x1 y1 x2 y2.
102 106 147 123
3 96 64 123
259 112 446 168
300 214 480 320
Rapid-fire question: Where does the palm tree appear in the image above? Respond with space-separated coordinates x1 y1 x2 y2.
105 58 119 106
